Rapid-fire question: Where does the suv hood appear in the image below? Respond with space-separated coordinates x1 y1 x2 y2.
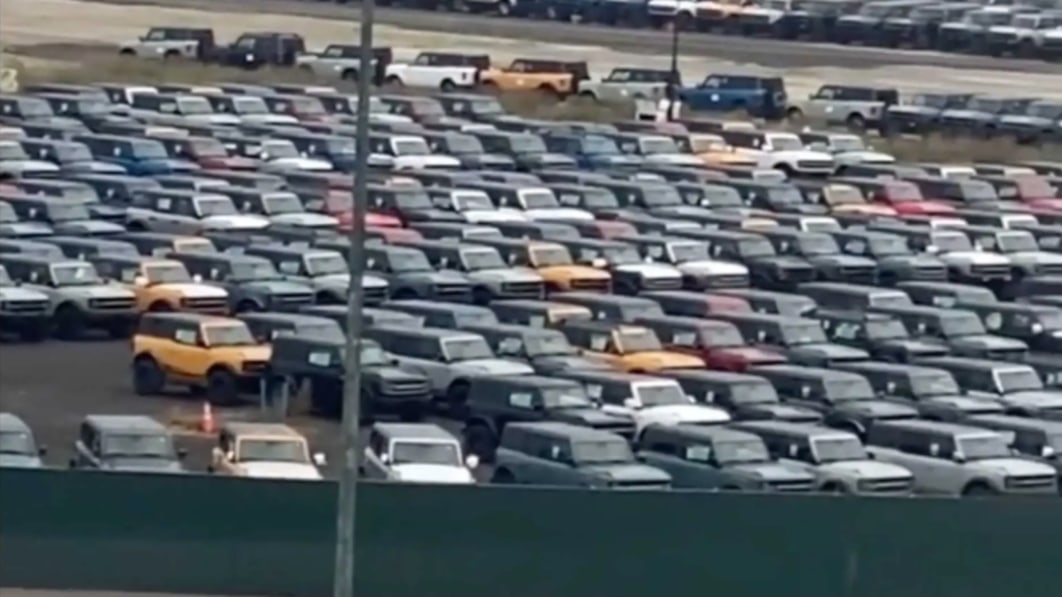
158 283 228 299
107 458 186 473
525 207 594 222
1003 391 1062 411
0 454 44 468
65 160 128 174
876 337 950 359
262 156 334 171
532 354 612 374
553 407 634 429
819 459 912 479
965 457 1056 477
62 284 136 301
739 402 823 422
583 463 672 484
452 359 533 376
728 461 814 483
949 334 1028 351
366 366 426 384
638 403 731 426
676 260 750 276
923 395 1005 414
626 351 705 370
57 219 126 235
832 399 918 419
835 150 895 165
240 113 300 125
201 214 271 231
391 463 474 484
238 461 322 479
462 209 528 223
269 212 339 228
643 154 704 167
0 286 50 301
941 251 1011 265
469 268 543 284
393 154 463 170
615 263 684 280
787 343 870 364
807 254 877 268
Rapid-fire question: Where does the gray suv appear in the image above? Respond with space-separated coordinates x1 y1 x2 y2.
0 255 137 339
396 239 545 304
732 420 915 496
0 264 52 341
69 415 187 474
638 424 815 492
364 326 533 412
866 419 1058 497
492 422 671 490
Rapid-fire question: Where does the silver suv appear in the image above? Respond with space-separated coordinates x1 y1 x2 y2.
866 419 1058 497
0 255 136 339
0 264 51 341
119 27 215 60
492 422 672 489
732 420 915 496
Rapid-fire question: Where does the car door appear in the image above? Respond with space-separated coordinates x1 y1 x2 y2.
74 422 100 469
361 429 390 480
167 322 213 381
535 438 583 487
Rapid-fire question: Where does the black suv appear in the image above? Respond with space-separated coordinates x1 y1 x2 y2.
267 334 432 420
462 375 635 460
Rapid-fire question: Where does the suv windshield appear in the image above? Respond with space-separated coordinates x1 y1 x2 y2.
0 430 34 455
130 141 169 160
712 439 769 464
0 143 30 160
956 434 1010 461
460 248 506 271
830 137 866 153
441 337 493 361
541 387 594 409
50 263 102 286
520 190 559 210
864 318 909 340
194 197 238 217
360 343 389 366
143 262 192 284
176 97 213 115
640 137 680 155
233 96 269 114
766 135 803 151
823 377 874 401
810 435 866 463
305 253 347 276
392 138 431 156
522 332 576 357
203 323 257 347
995 232 1039 253
868 235 909 256
780 322 827 345
388 251 433 273
940 313 985 337
262 193 304 215
236 438 308 463
996 367 1044 393
730 381 778 405
56 143 94 162
634 382 688 406
529 245 572 267
737 239 776 258
391 441 460 466
102 433 174 459
45 202 91 222
669 242 710 263
572 440 634 464
511 135 547 154
795 234 839 256
616 328 663 352
261 140 299 159
911 371 960 397
932 232 973 253
229 261 282 282
583 136 621 155
602 246 641 265
451 192 494 211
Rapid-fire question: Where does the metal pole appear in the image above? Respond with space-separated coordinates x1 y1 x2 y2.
667 21 679 122
334 0 374 595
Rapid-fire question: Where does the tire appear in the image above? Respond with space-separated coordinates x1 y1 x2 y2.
439 79 457 92
579 90 598 102
785 107 804 123
496 0 513 16
446 380 470 413
235 300 260 314
163 50 180 60
119 49 135 57
845 113 866 133
341 69 359 82
53 304 83 340
133 356 166 396
148 301 172 312
491 468 515 484
537 85 562 102
822 482 847 495
481 81 499 94
384 75 404 88
392 288 418 300
17 321 49 343
206 367 239 405
106 319 135 339
962 482 997 498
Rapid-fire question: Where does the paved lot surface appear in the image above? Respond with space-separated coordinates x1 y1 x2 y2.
1 0 1060 99
0 337 481 480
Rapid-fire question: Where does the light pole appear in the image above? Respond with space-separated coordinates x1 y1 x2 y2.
334 0 374 595
666 19 680 122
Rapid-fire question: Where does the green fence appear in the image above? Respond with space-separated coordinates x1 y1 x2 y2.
1 468 1060 597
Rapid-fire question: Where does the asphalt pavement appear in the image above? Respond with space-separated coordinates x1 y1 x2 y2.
88 0 1062 72
0 336 486 480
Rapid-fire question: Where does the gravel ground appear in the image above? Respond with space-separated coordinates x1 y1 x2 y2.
1 0 1060 98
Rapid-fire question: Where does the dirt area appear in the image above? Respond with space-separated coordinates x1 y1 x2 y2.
3 0 1062 98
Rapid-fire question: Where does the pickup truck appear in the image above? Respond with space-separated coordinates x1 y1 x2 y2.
295 45 393 85
384 52 487 92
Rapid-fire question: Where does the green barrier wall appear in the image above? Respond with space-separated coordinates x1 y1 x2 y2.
1 468 1060 597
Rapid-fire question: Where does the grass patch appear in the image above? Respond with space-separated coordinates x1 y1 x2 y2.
11 53 1062 163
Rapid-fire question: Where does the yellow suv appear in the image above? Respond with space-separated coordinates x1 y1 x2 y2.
131 313 270 404
91 255 229 314
480 239 612 294
559 320 705 373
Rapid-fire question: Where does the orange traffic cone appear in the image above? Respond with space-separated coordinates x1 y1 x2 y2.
200 402 215 434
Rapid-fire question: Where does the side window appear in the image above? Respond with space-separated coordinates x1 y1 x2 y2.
368 430 386 456
508 391 535 409
235 36 257 50
648 440 678 456
174 325 200 345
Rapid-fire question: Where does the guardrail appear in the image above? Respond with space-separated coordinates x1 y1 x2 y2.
1 468 1061 597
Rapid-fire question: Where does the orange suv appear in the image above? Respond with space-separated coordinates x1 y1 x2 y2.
480 59 588 99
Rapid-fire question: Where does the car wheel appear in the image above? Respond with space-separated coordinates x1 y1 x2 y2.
491 468 515 484
119 49 135 57
472 287 493 305
341 69 359 82
206 368 239 405
439 79 457 92
133 356 166 396
235 300 260 314
106 320 135 339
18 321 50 343
149 301 172 312
496 0 512 16
53 304 83 340
446 380 471 414
785 107 804 122
846 113 866 133
822 482 847 495
384 75 404 88
962 482 997 498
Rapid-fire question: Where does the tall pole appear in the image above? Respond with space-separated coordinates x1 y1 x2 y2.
334 0 374 596
667 21 680 122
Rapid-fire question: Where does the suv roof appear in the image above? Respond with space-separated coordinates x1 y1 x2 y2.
505 421 619 440
140 312 231 327
84 414 166 433
474 375 581 391
873 419 997 437
373 423 456 441
220 422 302 436
733 420 849 438
367 325 481 341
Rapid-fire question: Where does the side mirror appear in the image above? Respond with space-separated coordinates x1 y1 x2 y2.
224 451 236 462
177 448 188 460
866 451 876 460
68 458 78 469
925 245 940 255
622 397 640 409
953 452 966 464
192 274 203 283
312 452 327 467
38 445 48 456
379 452 390 464
591 258 608 269
465 454 480 469
133 275 149 288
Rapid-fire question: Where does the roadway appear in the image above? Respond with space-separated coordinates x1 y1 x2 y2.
85 0 1062 72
